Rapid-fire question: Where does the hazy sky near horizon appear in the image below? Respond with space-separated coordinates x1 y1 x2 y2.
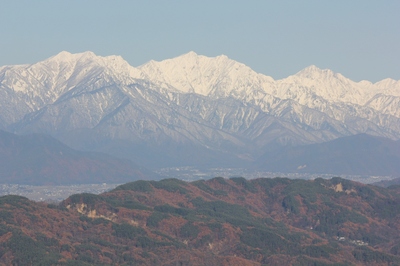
1 1 399 82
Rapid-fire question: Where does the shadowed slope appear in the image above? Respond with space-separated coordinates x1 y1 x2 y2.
0 130 156 185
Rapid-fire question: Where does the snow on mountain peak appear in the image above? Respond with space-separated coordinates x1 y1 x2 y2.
51 51 73 60
176 51 229 62
295 65 336 79
40 51 141 83
99 54 137 76
0 51 142 100
48 51 96 64
375 78 398 88
2 50 399 121
138 52 274 97
273 65 372 105
181 51 198 58
1 50 400 151
46 51 131 68
374 78 400 96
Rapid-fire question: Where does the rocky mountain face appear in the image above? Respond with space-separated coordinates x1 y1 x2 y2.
1 177 400 265
1 51 399 170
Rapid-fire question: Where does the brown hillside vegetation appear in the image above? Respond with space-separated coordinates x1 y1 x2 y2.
1 177 400 265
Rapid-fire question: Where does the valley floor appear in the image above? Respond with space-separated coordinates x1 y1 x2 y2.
157 167 394 184
0 183 120 202
0 170 394 202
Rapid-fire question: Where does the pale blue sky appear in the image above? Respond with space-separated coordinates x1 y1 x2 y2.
1 1 399 82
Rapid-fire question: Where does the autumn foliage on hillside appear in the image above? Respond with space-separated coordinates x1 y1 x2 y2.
1 177 400 265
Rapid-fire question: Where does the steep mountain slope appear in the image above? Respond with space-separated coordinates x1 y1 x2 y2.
138 53 400 116
10 80 249 168
136 51 275 98
138 52 400 140
1 51 399 171
0 51 139 125
0 130 156 185
2 177 400 265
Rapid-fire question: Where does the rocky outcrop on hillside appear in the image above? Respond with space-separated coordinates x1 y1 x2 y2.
1 177 400 265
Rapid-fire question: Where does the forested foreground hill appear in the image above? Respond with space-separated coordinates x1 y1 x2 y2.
2 177 400 265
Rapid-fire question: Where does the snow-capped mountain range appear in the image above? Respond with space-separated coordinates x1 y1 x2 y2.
1 51 399 169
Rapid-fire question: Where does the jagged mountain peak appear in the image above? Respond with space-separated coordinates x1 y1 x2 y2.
35 51 140 85
287 66 400 102
152 51 236 68
50 50 73 60
292 66 362 91
138 51 274 96
299 64 321 72
273 64 374 105
179 50 199 58
0 50 400 173
295 65 339 80
45 51 132 69
0 51 140 113
372 78 400 98
47 50 97 64
376 77 397 85
176 51 231 62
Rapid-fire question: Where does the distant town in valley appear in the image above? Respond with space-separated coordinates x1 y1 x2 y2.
0 168 394 202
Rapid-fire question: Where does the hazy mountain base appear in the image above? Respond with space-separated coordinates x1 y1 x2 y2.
255 134 400 176
1 177 400 265
0 129 157 185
